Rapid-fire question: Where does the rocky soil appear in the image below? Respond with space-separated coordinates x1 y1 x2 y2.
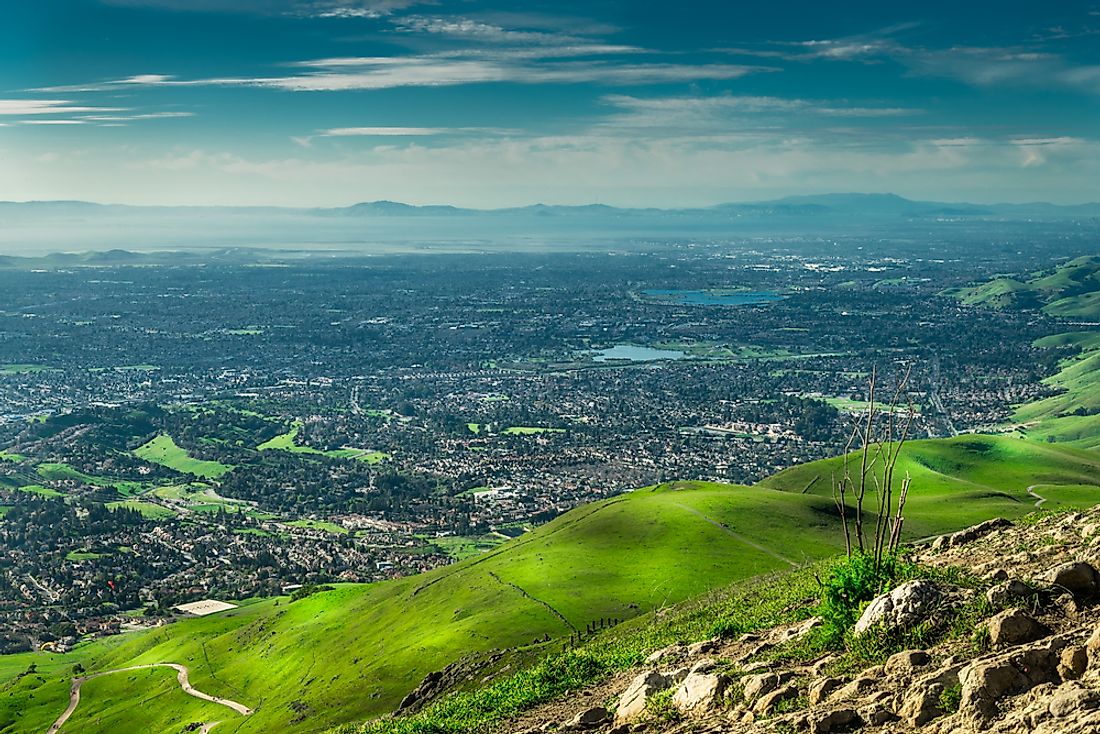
500 507 1100 734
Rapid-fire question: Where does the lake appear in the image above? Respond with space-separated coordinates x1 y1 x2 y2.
592 345 687 362
644 289 784 306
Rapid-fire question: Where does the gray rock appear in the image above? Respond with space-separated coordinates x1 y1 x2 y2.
671 673 729 714
897 663 963 726
932 518 1012 550
1044 562 1100 598
987 608 1051 646
742 671 787 702
854 580 941 635
614 671 668 723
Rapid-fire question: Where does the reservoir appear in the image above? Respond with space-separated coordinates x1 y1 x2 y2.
644 289 784 306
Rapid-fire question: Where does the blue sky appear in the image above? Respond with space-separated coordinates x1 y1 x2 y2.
2 0 1099 206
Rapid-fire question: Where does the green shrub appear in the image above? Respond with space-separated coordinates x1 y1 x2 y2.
818 553 914 642
938 683 962 714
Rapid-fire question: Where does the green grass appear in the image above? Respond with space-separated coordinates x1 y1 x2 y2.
106 500 177 520
258 424 388 462
1016 332 1100 448
0 451 25 462
134 434 233 479
66 550 109 561
501 427 566 435
285 519 349 535
762 434 1100 533
35 463 146 495
0 364 55 375
430 534 507 560
19 484 64 497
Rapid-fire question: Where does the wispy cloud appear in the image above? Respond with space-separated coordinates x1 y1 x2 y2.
0 99 123 115
99 1 421 18
38 56 770 94
318 126 509 136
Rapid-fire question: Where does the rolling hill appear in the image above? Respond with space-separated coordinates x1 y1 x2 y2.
954 255 1100 319
5 432 1100 734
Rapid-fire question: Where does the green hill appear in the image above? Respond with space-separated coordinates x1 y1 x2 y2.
6 435 1100 734
954 256 1100 318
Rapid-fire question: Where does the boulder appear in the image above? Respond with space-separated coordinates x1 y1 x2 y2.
932 518 1012 550
810 708 862 734
566 707 610 728
671 673 729 714
1059 645 1088 680
1088 624 1100 666
897 663 963 726
742 671 787 702
885 649 932 676
753 684 799 715
1043 562 1100 598
1049 683 1100 718
614 671 668 722
644 645 685 666
958 637 1066 722
987 608 1051 646
808 677 844 705
854 580 941 635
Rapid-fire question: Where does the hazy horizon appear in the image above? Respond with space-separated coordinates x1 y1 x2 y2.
4 1 1100 208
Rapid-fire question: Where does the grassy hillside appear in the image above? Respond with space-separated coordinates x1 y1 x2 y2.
1015 332 1100 449
762 434 1100 529
0 482 848 734
7 436 1100 734
954 255 1100 318
134 434 234 479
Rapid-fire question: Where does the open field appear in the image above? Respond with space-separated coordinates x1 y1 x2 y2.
1015 332 1100 449
259 424 389 463
35 463 146 495
134 435 234 479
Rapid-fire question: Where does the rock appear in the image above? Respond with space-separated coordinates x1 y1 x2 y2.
987 608 1051 646
833 674 878 701
689 658 716 675
777 616 824 643
566 707 610 728
885 649 932 676
753 684 799 715
854 580 941 635
988 568 1010 582
1049 683 1100 718
986 580 1032 607
644 645 685 666
661 666 691 686
614 671 668 723
686 639 720 656
1043 562 1100 598
1059 645 1088 680
672 673 729 714
859 703 896 726
810 708 862 733
933 518 1012 550
898 663 963 726
808 677 844 705
742 672 783 702
958 637 1066 721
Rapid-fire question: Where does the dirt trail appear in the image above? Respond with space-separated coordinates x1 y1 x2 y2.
46 663 252 734
1027 484 1048 509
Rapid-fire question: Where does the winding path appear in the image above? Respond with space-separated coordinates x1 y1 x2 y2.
1026 484 1048 510
672 502 797 567
46 663 252 734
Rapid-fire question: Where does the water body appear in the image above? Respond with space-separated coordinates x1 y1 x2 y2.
644 289 784 306
592 345 687 362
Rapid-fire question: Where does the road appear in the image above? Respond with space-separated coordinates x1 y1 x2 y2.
46 663 252 734
1026 484 1048 509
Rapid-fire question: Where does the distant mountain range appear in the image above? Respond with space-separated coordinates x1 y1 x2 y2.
2 193 1097 256
2 193 1099 219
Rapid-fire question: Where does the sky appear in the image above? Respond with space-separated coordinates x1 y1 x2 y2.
2 0 1099 207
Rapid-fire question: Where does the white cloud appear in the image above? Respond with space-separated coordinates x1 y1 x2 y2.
320 126 449 136
0 99 123 115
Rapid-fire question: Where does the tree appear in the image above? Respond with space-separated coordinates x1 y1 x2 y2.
832 364 918 574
